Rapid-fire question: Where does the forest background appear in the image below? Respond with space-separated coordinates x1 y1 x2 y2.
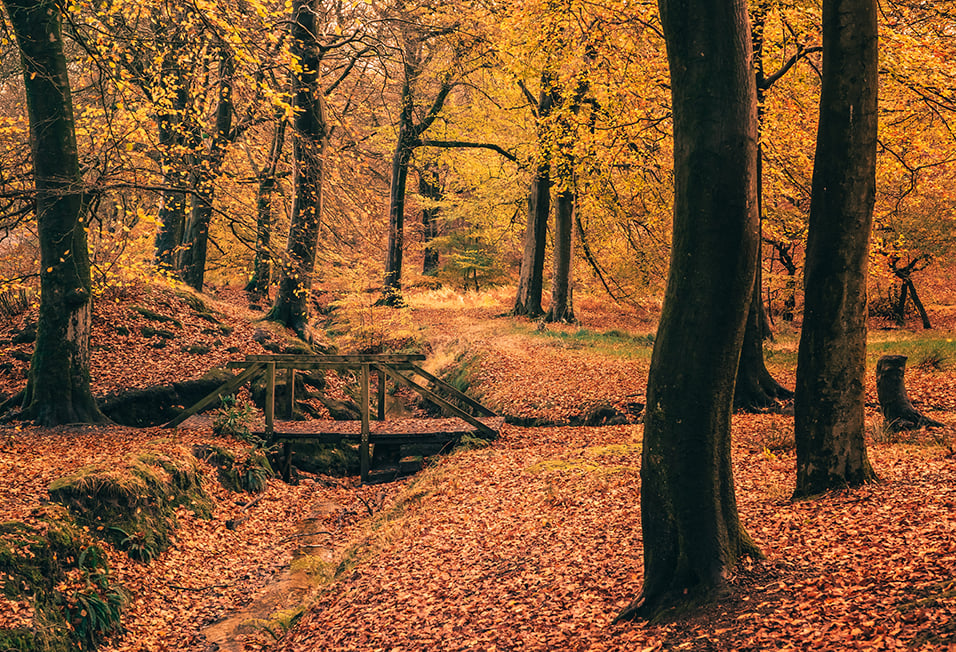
0 0 953 327
1 0 956 649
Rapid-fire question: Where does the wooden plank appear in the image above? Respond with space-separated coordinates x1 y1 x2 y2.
360 364 370 483
376 368 386 421
164 362 264 428
406 364 498 417
286 368 296 419
264 416 504 438
375 364 497 438
242 354 425 363
265 361 275 437
226 360 420 372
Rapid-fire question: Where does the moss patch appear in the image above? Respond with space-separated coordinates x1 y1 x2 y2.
48 445 211 563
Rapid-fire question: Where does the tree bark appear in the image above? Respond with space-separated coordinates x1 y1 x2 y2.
178 49 235 290
734 266 793 410
4 0 106 424
382 39 455 305
246 118 287 300
420 164 442 275
794 0 879 498
513 71 556 319
876 355 944 431
733 0 793 410
153 47 190 270
267 0 328 336
545 188 575 323
617 0 760 621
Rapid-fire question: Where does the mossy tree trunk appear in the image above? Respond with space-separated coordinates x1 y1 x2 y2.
617 0 760 621
268 0 328 336
794 0 879 498
4 0 106 424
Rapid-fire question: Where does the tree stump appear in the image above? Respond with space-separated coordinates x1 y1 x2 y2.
876 355 944 432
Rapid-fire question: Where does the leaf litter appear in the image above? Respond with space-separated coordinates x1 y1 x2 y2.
0 286 954 650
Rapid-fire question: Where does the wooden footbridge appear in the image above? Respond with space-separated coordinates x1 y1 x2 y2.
165 354 504 483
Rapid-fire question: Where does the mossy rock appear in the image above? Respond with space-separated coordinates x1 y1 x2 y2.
174 289 210 314
194 444 274 494
184 343 213 355
141 326 176 339
195 311 220 323
131 306 182 328
49 446 210 563
0 507 125 651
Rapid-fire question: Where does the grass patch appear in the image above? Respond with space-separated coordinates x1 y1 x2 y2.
866 334 956 370
525 326 656 358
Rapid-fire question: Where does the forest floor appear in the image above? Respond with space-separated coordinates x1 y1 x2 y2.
1 282 955 650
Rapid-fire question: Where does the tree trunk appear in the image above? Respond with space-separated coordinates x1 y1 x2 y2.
875 355 944 431
734 267 793 411
246 118 287 300
794 0 879 498
153 49 190 270
545 188 575 323
907 278 932 329
383 131 413 304
178 50 234 290
267 0 328 336
513 162 550 318
513 71 556 319
420 164 442 275
4 0 106 424
733 4 792 410
617 0 760 621
895 280 909 327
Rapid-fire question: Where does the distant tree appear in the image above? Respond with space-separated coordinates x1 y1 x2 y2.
267 0 329 336
2 0 106 424
616 0 760 620
794 0 879 497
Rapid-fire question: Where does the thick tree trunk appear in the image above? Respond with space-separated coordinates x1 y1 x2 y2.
513 72 556 319
420 164 441 275
267 0 327 336
5 0 106 424
513 163 550 318
246 119 286 300
876 355 944 431
617 0 760 621
178 51 234 290
545 188 575 323
794 0 879 498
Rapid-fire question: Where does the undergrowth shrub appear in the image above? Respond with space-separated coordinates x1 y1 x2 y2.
0 506 126 651
213 395 257 441
194 444 275 493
